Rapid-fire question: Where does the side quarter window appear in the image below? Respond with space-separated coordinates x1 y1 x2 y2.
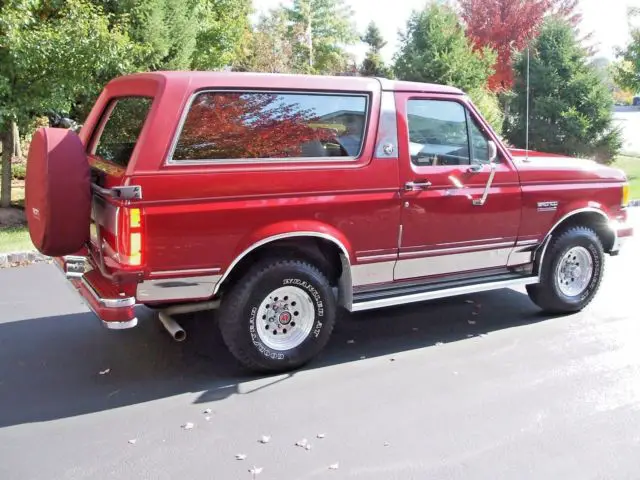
171 91 369 162
407 99 470 166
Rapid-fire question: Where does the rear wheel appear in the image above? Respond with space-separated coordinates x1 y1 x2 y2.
218 259 337 373
527 226 605 313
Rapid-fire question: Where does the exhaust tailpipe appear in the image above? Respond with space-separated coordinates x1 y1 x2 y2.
158 312 186 342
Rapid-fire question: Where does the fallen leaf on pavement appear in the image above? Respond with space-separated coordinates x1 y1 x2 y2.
249 466 263 477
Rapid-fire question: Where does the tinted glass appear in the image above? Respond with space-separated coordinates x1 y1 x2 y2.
172 92 368 161
94 97 152 167
407 100 470 166
469 117 491 164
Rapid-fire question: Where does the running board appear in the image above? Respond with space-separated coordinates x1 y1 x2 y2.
350 275 540 312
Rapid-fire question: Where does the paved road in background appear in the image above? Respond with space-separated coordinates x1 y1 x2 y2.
1 211 638 480
613 106 640 154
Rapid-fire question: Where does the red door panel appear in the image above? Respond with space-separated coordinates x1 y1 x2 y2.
395 93 522 281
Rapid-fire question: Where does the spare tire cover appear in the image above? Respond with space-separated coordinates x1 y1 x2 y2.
26 128 91 257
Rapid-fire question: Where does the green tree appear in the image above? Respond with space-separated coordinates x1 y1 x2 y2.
614 7 640 93
506 19 622 164
360 21 392 78
190 0 251 70
393 3 503 132
98 0 250 71
233 7 303 73
285 0 358 74
0 0 138 208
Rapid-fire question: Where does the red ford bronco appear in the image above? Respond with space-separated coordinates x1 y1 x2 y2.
25 72 633 372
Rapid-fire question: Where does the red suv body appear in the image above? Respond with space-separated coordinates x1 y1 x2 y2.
26 72 633 372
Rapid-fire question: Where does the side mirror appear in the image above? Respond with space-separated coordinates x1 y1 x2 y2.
487 140 498 164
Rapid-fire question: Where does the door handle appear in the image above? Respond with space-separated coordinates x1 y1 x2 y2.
404 180 432 191
472 162 496 206
467 163 484 173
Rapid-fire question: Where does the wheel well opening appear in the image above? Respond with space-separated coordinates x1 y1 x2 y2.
550 212 614 252
218 237 345 296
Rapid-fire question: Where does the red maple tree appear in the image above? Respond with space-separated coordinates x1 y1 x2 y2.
460 0 581 91
174 93 339 160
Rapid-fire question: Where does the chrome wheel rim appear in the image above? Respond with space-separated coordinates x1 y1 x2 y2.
256 286 315 351
556 246 594 297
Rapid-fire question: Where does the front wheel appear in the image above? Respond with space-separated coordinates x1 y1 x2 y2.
218 259 337 373
527 226 605 313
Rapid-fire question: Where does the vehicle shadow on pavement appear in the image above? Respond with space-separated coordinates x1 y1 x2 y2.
0 288 553 428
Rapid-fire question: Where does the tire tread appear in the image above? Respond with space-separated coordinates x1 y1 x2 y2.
218 259 335 373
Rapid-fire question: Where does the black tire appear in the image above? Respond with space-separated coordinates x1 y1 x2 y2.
526 226 605 313
218 259 337 373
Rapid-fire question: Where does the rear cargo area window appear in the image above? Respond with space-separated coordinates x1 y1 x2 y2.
172 91 368 161
93 97 152 167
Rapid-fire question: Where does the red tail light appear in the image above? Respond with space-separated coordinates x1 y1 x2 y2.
117 207 143 266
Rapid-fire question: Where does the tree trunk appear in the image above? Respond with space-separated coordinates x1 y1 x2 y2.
1 129 13 208
12 122 21 159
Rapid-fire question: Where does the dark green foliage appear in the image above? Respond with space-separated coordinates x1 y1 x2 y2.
360 22 392 78
506 19 622 163
393 3 496 93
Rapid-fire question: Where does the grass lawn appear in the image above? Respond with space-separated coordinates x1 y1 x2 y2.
613 155 640 200
0 226 32 254
0 179 33 254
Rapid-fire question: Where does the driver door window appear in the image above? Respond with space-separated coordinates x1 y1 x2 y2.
407 100 470 166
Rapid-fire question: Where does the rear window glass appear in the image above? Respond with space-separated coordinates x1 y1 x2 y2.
93 97 152 167
172 91 368 161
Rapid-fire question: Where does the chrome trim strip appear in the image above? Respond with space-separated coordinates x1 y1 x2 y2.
515 239 539 246
356 253 397 262
137 275 222 302
434 237 505 246
544 207 609 242
151 267 222 276
534 235 553 276
351 276 540 312
395 247 513 280
399 241 514 258
81 277 136 308
352 261 395 286
102 318 138 330
213 232 351 295
165 89 371 166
